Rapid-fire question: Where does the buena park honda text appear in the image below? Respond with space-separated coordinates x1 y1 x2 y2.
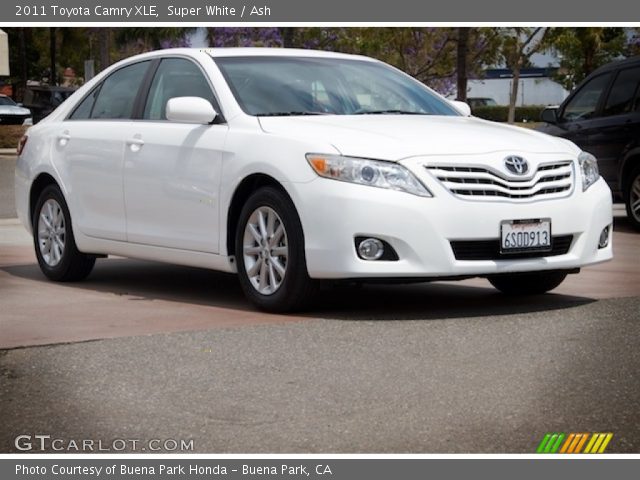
15 48 613 311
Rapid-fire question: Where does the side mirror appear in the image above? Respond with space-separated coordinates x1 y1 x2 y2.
450 100 472 117
541 106 559 124
166 97 217 124
17 102 23 107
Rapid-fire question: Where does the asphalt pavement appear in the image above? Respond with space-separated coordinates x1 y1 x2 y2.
0 155 17 218
1 296 639 453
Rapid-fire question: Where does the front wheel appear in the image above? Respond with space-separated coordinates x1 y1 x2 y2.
235 187 317 312
625 165 640 232
488 271 568 295
33 185 95 282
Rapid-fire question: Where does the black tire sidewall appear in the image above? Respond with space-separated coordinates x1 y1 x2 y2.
32 185 83 281
624 165 640 231
235 187 312 311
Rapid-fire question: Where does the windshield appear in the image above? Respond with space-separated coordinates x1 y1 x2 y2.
0 97 17 106
214 56 459 117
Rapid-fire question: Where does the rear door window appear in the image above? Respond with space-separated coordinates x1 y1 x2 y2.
603 67 640 116
90 61 150 120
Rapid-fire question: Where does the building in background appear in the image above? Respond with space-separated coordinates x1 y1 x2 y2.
0 29 12 96
467 67 569 106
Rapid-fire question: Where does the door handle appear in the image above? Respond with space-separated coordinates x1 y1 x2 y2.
126 136 144 152
57 131 71 146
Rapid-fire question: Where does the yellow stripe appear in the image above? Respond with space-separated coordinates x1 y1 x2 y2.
597 433 613 453
583 433 598 453
574 433 589 453
560 433 576 453
567 434 582 453
590 434 606 453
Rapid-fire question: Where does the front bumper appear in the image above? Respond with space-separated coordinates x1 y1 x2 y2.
291 176 613 279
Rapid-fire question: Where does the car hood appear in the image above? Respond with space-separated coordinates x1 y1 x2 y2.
0 105 31 115
258 115 579 160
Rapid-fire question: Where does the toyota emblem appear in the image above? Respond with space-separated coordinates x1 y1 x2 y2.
504 155 529 175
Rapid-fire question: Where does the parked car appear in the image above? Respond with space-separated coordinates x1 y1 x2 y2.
15 48 613 311
0 95 32 125
538 56 640 230
22 86 75 123
468 97 498 109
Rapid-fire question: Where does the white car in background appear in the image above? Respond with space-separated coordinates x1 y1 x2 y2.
15 48 613 311
0 95 32 125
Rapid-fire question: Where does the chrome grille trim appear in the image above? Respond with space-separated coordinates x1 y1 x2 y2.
425 160 574 201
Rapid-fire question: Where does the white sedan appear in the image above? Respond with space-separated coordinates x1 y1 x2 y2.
15 48 613 311
0 94 32 125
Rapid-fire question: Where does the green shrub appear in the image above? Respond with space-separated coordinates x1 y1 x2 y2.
472 105 546 123
0 125 28 149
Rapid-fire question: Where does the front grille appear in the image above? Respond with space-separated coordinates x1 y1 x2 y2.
450 235 573 261
425 161 574 201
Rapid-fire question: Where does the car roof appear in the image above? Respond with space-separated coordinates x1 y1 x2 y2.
204 47 374 61
590 55 640 76
132 47 377 62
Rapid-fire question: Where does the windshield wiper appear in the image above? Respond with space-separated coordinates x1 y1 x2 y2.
354 110 430 115
255 111 330 117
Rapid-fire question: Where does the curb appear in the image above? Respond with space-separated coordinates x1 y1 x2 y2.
0 148 17 155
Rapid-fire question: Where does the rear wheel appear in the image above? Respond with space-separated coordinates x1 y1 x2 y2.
33 185 95 281
625 164 640 231
235 187 317 312
488 271 568 295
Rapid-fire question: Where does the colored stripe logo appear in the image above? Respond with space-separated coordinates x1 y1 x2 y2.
537 433 613 454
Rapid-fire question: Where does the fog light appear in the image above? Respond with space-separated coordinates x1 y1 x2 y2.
357 238 384 260
598 226 610 249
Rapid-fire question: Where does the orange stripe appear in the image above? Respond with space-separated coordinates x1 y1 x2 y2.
567 434 582 453
560 433 576 453
574 433 589 453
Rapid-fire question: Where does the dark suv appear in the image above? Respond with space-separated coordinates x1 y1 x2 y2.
22 86 75 124
538 56 640 231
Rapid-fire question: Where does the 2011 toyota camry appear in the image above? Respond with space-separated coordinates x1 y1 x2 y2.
15 48 613 311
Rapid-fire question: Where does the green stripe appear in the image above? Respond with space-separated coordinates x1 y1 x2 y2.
544 434 559 453
537 433 552 453
550 433 566 453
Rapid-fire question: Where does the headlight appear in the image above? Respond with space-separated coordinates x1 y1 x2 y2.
306 154 432 197
578 151 599 191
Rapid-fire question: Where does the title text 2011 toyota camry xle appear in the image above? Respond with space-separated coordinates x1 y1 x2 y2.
15 48 613 311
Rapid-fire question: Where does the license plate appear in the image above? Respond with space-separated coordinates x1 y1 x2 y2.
500 219 552 253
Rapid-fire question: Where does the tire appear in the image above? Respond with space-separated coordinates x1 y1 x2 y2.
624 164 640 232
32 184 95 282
235 187 317 312
488 271 568 295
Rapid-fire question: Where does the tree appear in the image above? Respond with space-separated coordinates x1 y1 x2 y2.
456 28 470 102
98 28 111 72
49 27 57 85
545 28 627 90
455 28 502 100
500 27 549 123
206 28 283 48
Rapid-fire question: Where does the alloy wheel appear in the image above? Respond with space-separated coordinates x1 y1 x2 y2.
631 175 640 223
37 198 66 267
242 206 288 295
